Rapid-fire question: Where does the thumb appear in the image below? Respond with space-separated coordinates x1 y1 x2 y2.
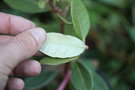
0 28 46 74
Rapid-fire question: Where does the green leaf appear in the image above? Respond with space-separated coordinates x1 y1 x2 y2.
40 33 87 58
32 19 60 33
129 26 135 43
133 6 135 25
4 0 48 13
71 62 94 90
71 0 90 40
38 0 46 9
24 70 58 90
92 73 109 90
65 24 76 36
79 60 96 71
40 56 78 65
79 60 109 90
98 0 127 8
68 82 77 90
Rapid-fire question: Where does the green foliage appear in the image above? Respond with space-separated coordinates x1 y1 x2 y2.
38 0 46 9
71 62 94 90
71 0 90 41
24 70 58 89
98 0 127 8
40 56 78 65
129 27 135 43
93 73 109 90
80 60 109 90
4 0 48 13
1 0 135 89
40 33 86 58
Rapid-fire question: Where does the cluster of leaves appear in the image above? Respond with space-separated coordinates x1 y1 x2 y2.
1 0 135 90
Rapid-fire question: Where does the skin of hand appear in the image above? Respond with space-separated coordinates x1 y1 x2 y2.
0 12 46 90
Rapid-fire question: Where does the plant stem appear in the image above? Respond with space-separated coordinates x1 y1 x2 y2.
57 70 71 90
57 14 72 24
46 0 72 25
64 62 71 74
46 0 62 14
46 0 71 89
60 21 65 33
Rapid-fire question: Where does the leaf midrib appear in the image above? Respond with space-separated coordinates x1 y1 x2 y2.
75 63 87 90
45 43 86 49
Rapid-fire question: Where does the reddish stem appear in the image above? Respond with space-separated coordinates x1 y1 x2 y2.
57 71 71 90
64 62 70 74
46 0 62 14
46 1 71 89
60 21 65 33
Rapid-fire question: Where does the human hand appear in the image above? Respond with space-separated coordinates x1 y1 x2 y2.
0 12 46 90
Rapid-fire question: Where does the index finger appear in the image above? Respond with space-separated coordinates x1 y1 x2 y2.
0 12 35 35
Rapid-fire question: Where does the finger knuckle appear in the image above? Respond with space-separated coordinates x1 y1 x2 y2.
14 33 38 53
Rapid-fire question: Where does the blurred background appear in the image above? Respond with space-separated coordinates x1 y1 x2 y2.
1 0 135 90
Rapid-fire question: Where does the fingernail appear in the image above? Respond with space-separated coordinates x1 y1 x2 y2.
30 28 46 46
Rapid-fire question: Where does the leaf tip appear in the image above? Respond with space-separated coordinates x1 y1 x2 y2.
85 45 89 50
